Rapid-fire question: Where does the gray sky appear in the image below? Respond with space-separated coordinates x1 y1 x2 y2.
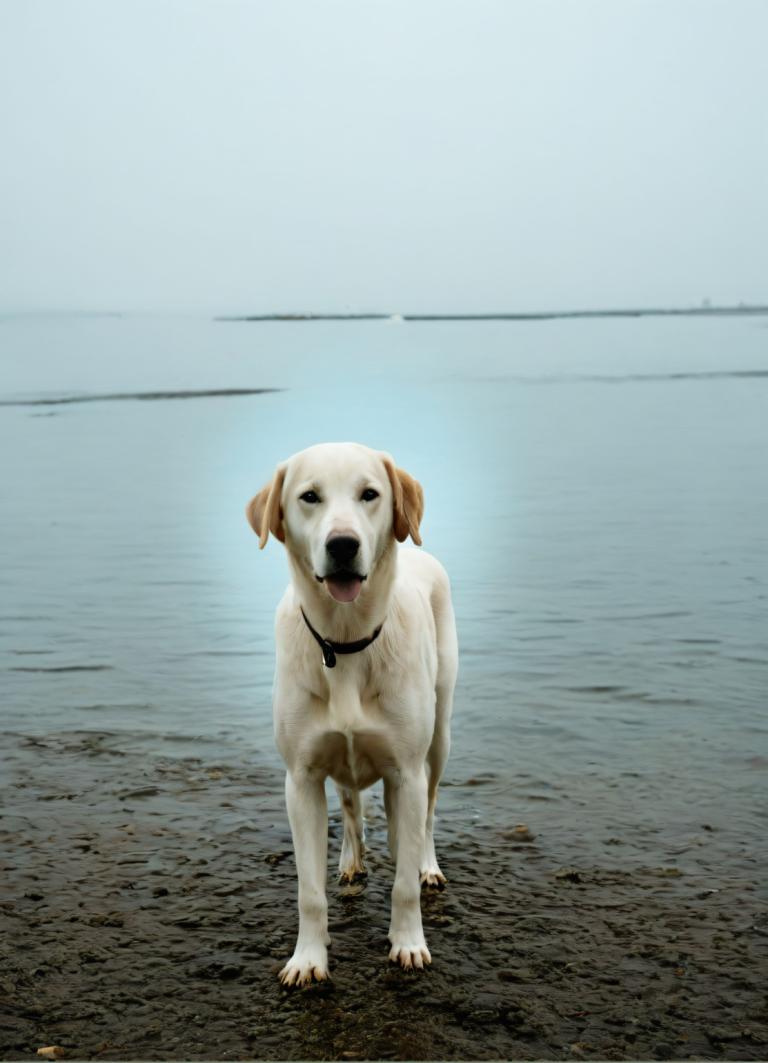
1 0 766 314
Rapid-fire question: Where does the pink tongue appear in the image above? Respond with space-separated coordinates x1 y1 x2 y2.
326 577 363 603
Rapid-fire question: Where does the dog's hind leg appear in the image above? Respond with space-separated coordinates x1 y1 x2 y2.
336 785 366 882
383 777 398 861
421 729 449 889
421 585 458 889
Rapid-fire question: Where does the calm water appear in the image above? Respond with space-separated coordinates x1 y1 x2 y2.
2 314 766 866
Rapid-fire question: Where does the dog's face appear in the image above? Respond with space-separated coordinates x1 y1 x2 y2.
247 442 423 604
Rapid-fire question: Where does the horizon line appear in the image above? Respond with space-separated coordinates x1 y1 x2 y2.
2 303 768 322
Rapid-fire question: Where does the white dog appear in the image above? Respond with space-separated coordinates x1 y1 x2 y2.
246 442 458 985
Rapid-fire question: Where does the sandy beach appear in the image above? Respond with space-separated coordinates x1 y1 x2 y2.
2 728 766 1061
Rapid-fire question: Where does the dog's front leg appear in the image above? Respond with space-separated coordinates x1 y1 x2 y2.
387 768 431 970
279 769 330 986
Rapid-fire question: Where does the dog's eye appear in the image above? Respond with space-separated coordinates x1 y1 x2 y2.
361 488 379 502
299 490 320 504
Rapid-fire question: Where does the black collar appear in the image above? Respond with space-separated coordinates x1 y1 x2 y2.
300 608 383 669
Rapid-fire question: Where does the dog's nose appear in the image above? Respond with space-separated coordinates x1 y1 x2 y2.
326 535 360 565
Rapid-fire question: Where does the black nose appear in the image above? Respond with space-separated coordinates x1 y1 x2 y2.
326 536 360 565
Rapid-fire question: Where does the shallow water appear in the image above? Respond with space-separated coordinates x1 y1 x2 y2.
2 313 767 874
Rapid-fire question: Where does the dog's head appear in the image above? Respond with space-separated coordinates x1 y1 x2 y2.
246 442 423 603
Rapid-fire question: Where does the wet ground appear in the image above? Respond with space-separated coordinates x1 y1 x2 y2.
2 730 766 1061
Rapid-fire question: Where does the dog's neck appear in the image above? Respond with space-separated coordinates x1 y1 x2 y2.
288 540 397 644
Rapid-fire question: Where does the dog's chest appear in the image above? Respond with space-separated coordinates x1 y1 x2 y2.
303 668 399 789
310 722 395 790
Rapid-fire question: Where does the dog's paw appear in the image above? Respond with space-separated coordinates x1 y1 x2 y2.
338 865 367 885
388 937 431 971
420 867 447 890
278 946 329 987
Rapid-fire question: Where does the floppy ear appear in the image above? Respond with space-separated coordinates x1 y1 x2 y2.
382 456 424 546
245 465 286 549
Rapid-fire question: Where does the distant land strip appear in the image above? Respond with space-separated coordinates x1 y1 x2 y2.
554 369 768 383
0 387 282 408
217 305 768 322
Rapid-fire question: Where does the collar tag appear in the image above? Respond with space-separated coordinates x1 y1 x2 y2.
321 641 337 669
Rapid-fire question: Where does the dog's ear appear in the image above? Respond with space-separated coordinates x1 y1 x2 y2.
245 465 286 549
382 456 424 546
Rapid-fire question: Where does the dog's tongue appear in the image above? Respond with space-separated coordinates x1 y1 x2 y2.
326 576 363 603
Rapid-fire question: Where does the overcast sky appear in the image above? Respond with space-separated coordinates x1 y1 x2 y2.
1 0 766 314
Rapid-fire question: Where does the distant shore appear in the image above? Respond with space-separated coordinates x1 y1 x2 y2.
217 305 768 322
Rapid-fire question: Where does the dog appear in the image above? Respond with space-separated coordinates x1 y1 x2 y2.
246 442 458 985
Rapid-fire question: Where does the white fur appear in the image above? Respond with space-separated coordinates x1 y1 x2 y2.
251 442 458 984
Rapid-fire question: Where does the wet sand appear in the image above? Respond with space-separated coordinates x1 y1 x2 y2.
2 731 766 1061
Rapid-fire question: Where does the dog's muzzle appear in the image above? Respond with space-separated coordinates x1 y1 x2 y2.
316 536 366 602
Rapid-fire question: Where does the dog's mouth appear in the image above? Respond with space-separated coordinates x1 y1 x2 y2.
315 570 367 603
